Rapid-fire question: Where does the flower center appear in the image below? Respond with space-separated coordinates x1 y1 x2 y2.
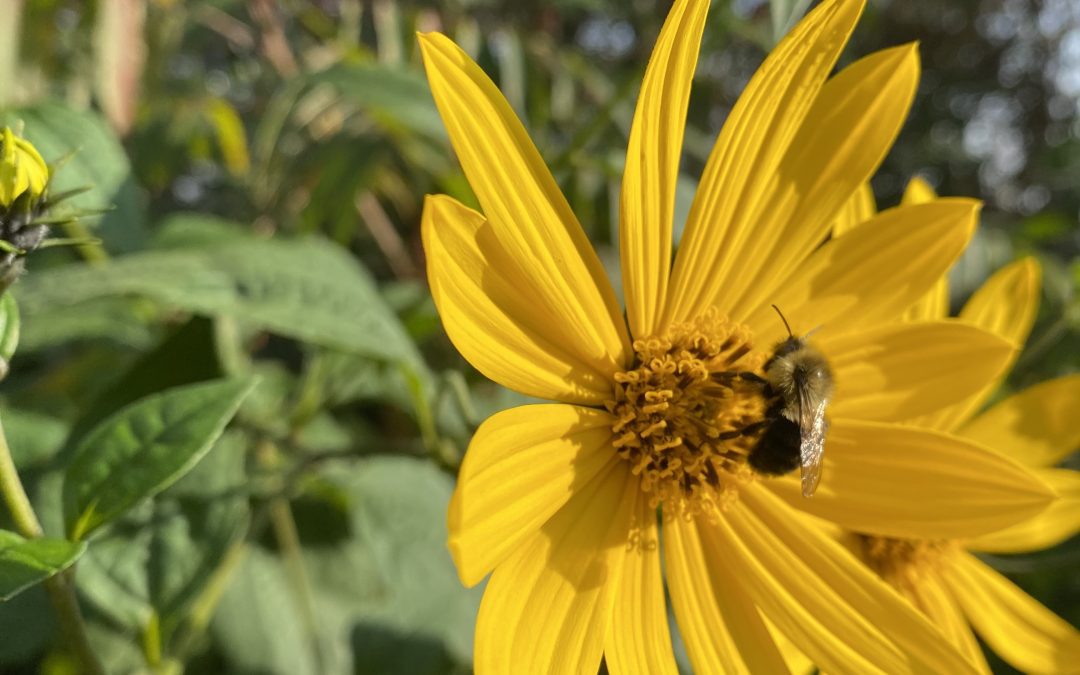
606 310 769 518
858 535 954 591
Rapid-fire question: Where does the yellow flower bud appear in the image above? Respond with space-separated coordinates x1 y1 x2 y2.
0 127 48 208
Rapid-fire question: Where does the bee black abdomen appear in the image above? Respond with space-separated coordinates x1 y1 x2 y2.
748 409 801 476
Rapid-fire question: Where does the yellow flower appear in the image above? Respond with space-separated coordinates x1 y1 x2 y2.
419 0 1056 672
833 178 1080 674
0 127 48 208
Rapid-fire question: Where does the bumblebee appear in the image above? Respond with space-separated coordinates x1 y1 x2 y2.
722 306 834 497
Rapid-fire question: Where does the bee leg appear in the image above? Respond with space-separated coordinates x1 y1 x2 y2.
718 420 768 440
712 371 767 386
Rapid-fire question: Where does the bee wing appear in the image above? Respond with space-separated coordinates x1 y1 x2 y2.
798 393 829 498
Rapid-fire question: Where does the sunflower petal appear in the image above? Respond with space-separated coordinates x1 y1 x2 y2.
912 257 1041 431
448 404 615 586
767 419 1057 539
902 176 937 204
823 321 1014 422
728 43 922 321
968 468 1080 554
767 617 817 675
419 33 630 376
605 497 678 675
620 0 708 339
910 574 993 675
900 176 949 322
722 485 980 675
958 373 1080 467
943 551 1080 675
665 0 864 327
664 516 786 674
960 256 1041 345
745 200 980 345
473 461 636 674
423 195 619 403
831 182 876 237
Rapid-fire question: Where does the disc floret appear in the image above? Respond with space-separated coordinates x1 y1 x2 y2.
607 310 769 518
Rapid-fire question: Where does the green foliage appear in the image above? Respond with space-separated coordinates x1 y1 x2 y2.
0 1 1075 673
63 378 256 541
0 529 85 601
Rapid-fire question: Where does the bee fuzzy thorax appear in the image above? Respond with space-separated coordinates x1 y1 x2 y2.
765 338 835 419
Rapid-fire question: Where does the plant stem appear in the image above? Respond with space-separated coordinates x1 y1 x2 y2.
0 416 105 675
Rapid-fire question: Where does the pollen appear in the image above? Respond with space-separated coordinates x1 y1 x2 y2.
606 310 768 519
858 535 956 592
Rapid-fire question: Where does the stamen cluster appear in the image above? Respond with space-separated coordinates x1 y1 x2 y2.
607 311 767 517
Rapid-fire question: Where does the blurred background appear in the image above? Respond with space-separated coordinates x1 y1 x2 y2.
0 0 1077 673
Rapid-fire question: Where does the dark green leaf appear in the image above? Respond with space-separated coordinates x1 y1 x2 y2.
0 586 54 661
63 378 256 540
0 529 86 601
66 316 223 447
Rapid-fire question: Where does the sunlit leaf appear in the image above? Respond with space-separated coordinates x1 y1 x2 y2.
16 232 425 368
63 378 256 540
0 529 85 601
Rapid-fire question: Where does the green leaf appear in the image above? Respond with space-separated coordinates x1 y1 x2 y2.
302 457 480 670
17 296 155 353
66 316 223 447
0 529 86 601
63 377 257 540
211 548 319 675
16 233 425 367
305 62 446 141
3 405 68 470
0 586 55 661
0 103 147 253
75 432 250 635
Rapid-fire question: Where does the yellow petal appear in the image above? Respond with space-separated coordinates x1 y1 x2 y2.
958 373 1080 467
913 257 1041 431
447 404 616 587
422 195 615 404
900 177 949 320
663 515 787 674
745 199 980 346
822 321 1013 422
767 419 1058 539
968 468 1080 554
664 0 864 327
901 175 938 205
831 182 876 237
620 0 708 339
944 551 1080 675
901 277 949 322
767 616 817 675
961 256 1041 344
473 460 636 674
910 573 993 675
728 43 922 322
419 33 630 375
605 496 678 675
722 485 980 675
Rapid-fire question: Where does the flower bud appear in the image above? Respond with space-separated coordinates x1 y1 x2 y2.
0 127 48 208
